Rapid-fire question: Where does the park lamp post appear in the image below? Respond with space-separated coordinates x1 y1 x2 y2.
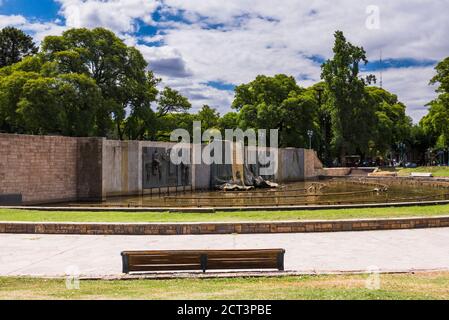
307 130 314 150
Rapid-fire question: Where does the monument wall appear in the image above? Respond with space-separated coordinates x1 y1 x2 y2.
276 148 324 182
101 140 193 197
0 133 325 204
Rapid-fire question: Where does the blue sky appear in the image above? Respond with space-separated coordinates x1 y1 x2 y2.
1 0 448 122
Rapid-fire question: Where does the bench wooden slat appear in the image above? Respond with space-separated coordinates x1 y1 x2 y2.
129 255 201 265
207 261 279 269
129 264 203 272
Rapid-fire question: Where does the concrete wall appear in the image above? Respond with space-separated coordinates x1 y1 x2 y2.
102 140 201 196
192 145 211 190
0 134 103 204
102 140 142 197
276 148 324 182
277 148 304 182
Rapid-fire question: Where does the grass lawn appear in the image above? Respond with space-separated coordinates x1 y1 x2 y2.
1 204 449 223
1 272 449 300
396 166 449 177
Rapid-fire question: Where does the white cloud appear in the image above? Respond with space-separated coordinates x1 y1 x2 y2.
377 66 438 123
0 15 27 29
56 0 160 33
0 14 66 43
1 0 448 121
150 0 448 121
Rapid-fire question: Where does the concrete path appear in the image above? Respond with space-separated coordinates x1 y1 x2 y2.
1 228 449 277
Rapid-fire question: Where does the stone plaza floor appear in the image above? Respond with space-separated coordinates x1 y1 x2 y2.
1 228 449 277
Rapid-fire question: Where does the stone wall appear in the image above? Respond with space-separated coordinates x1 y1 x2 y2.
0 134 103 204
2 216 448 235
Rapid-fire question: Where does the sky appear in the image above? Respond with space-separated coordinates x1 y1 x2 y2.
1 0 448 123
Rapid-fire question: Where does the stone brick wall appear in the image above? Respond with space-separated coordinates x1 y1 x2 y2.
1 216 448 235
0 134 103 204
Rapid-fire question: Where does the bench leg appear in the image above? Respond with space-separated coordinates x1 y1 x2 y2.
277 252 285 271
122 254 129 274
200 254 208 273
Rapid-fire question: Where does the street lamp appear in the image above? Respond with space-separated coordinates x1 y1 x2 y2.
307 130 314 150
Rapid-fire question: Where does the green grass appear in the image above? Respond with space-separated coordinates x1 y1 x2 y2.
1 204 449 223
396 166 449 177
1 272 449 300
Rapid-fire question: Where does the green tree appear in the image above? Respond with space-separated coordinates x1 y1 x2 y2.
197 105 220 131
41 28 159 139
157 87 192 117
218 112 239 132
0 54 103 136
0 67 39 133
15 73 102 136
0 28 192 140
431 57 449 94
321 31 376 162
0 27 38 68
156 112 196 142
421 57 449 151
232 74 319 148
365 87 412 158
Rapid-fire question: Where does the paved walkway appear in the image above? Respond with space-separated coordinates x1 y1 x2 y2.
1 228 449 277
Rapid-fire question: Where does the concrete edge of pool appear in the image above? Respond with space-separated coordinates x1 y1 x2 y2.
3 199 449 212
1 215 449 235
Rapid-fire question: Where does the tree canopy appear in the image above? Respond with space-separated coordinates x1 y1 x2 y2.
321 31 378 161
0 27 190 139
0 27 445 165
421 57 449 150
0 27 38 68
232 74 319 148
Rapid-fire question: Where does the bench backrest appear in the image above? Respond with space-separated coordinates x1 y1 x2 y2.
121 249 285 273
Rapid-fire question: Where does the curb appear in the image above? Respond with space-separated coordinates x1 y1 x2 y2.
1 216 449 236
3 199 449 212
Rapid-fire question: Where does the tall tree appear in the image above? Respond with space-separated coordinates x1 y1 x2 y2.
321 31 376 162
41 28 159 139
364 87 412 159
421 56 449 150
157 87 192 117
0 27 37 68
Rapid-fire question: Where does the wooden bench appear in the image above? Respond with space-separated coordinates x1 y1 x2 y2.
121 249 285 274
